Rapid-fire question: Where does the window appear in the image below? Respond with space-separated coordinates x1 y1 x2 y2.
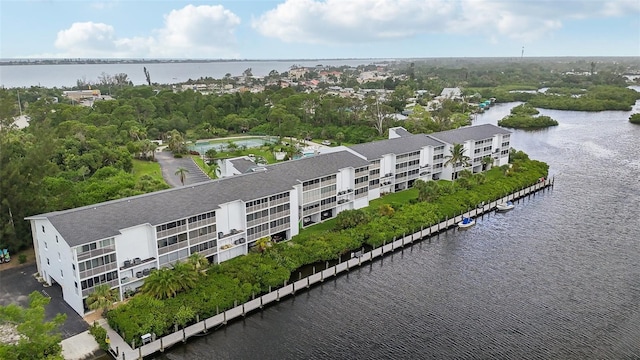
42 225 45 233
47 258 50 265
58 252 61 262
56 235 58 243
60 270 63 278
72 264 76 271
44 241 47 250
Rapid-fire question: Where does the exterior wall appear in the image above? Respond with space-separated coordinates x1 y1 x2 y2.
217 201 245 235
368 187 381 201
115 225 156 267
221 159 242 177
353 196 369 210
216 201 247 263
494 133 511 166
31 219 85 315
439 144 453 180
115 224 158 298
336 168 353 191
288 189 300 238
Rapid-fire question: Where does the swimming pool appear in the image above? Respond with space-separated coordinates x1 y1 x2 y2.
189 137 278 154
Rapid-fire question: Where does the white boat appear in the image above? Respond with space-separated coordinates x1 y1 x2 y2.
496 201 515 212
458 217 476 228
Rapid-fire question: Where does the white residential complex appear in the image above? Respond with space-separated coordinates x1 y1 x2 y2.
26 124 511 316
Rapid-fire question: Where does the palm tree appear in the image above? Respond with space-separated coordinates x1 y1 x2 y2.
186 253 209 275
481 156 494 171
85 284 118 316
335 131 345 145
473 172 487 185
172 261 198 292
141 267 181 300
175 167 189 186
254 236 273 253
444 143 471 179
458 169 473 179
413 179 440 202
206 161 220 179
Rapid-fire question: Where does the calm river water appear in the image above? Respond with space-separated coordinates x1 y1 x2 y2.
155 98 640 359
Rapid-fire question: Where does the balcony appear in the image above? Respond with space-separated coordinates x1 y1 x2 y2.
120 256 156 271
82 279 119 297
218 229 246 250
120 266 156 285
218 229 244 239
77 246 115 262
219 237 246 252
79 261 118 280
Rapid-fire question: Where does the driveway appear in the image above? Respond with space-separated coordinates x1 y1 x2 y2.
0 264 88 339
155 151 210 187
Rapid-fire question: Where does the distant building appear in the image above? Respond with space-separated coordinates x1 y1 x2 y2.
62 90 101 102
438 87 463 101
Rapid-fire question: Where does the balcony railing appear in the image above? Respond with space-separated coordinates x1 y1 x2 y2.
79 261 118 280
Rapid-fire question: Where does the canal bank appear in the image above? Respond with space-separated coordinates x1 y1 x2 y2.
105 178 554 360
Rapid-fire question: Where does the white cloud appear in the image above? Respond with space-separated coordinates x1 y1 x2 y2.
50 5 241 58
151 4 241 58
54 22 118 56
252 0 637 44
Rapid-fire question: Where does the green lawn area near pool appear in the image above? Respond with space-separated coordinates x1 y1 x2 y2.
132 159 166 183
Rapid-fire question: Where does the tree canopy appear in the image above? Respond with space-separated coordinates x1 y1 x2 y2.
0 292 66 360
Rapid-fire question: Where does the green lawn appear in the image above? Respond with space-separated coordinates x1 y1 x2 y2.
369 188 418 208
191 155 209 173
132 159 165 183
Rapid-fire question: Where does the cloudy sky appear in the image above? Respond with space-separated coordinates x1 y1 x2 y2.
1 0 638 59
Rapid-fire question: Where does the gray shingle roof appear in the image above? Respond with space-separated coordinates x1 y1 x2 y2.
28 151 369 247
429 124 511 145
348 134 444 160
392 127 412 137
229 158 258 173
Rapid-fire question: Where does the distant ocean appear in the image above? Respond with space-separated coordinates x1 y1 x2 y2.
0 59 388 88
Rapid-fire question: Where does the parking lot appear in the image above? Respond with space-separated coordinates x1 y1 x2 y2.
0 264 88 339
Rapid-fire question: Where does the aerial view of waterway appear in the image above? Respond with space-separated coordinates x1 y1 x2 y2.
155 96 640 359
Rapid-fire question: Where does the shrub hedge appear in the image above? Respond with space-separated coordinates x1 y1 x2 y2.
108 153 549 345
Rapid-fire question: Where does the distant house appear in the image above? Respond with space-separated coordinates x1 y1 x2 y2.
438 87 463 101
63 90 101 102
289 68 308 80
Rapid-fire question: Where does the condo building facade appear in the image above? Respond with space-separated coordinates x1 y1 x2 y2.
26 124 511 316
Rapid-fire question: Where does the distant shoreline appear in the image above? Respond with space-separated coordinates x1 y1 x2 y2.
0 58 385 66
1 56 636 66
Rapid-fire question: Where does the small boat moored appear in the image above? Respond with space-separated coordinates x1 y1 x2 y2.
496 201 515 212
458 217 476 228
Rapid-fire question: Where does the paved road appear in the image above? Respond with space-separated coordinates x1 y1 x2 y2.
155 151 210 187
0 264 88 339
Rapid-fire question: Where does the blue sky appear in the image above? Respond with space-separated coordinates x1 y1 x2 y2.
1 0 638 59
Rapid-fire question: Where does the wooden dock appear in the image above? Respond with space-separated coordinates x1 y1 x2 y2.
106 177 554 360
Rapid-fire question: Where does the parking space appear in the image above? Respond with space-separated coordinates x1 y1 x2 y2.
0 264 88 339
